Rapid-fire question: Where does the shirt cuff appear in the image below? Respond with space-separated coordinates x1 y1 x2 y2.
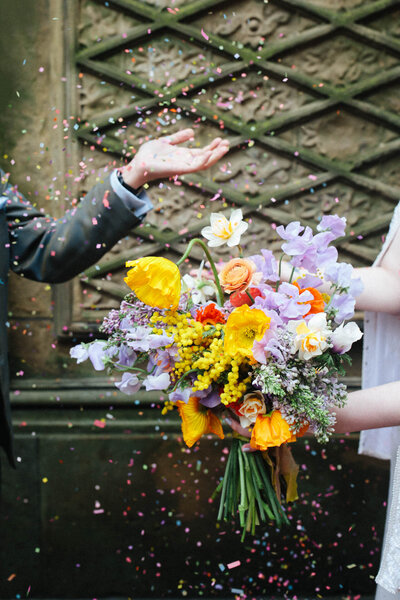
110 170 153 219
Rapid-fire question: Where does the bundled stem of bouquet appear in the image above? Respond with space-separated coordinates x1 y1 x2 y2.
71 208 363 539
213 437 289 540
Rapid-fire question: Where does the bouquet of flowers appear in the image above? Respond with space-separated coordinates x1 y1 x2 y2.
71 209 363 538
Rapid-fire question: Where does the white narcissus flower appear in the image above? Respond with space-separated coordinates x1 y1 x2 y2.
331 321 363 354
201 209 248 247
182 274 216 304
237 391 266 428
288 312 330 360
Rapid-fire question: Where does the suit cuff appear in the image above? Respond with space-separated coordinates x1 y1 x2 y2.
110 170 153 219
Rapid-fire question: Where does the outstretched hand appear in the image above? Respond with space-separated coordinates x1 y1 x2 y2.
121 128 229 189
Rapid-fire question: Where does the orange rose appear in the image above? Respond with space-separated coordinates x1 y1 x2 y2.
293 281 325 316
220 258 255 294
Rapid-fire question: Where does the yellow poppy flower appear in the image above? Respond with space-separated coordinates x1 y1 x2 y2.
224 304 270 359
124 257 181 310
250 411 297 451
176 397 224 448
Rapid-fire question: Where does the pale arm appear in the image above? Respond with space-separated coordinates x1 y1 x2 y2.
334 381 400 433
353 224 400 314
280 223 400 315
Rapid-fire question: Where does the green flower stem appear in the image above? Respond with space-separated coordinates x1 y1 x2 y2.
245 289 255 304
276 254 284 291
109 363 148 375
237 445 248 527
246 452 266 523
176 238 224 306
254 452 288 526
217 443 234 521
169 368 198 393
289 266 296 284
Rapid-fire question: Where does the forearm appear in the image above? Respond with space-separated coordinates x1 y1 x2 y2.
334 380 400 433
8 177 140 283
352 266 400 314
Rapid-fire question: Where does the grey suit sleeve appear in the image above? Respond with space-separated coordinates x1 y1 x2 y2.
2 172 146 283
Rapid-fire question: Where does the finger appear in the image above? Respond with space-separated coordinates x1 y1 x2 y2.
203 137 222 152
224 417 251 438
242 443 256 453
199 145 230 169
159 128 194 145
186 150 213 171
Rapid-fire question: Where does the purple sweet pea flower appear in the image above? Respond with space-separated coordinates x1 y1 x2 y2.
115 372 142 395
276 221 304 241
70 343 89 364
263 337 285 362
126 327 174 352
144 372 171 391
119 316 134 331
169 387 192 403
88 341 108 371
117 345 137 367
197 386 222 408
253 285 312 320
277 283 314 320
252 310 283 363
250 249 279 282
148 347 178 376
324 262 364 296
280 226 314 259
317 214 346 239
329 293 356 324
296 273 323 289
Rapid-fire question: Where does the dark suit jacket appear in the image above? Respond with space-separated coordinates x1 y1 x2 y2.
0 169 142 465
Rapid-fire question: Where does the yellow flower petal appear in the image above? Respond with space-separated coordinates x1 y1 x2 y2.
224 305 270 359
124 257 181 310
177 397 224 448
250 411 297 451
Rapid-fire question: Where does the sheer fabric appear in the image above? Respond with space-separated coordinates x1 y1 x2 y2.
358 203 400 596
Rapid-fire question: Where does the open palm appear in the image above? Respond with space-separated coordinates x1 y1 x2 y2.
122 128 229 188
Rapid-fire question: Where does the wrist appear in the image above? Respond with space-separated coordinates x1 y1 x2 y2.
117 169 143 194
120 163 146 189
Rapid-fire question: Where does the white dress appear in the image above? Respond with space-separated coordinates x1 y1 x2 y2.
359 202 400 596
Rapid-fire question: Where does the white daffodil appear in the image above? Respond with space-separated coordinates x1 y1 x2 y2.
287 312 331 361
201 209 248 247
331 321 362 354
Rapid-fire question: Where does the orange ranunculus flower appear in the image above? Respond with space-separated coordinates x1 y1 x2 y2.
124 257 181 310
293 281 325 316
224 304 271 359
220 258 255 294
250 411 297 451
177 397 224 448
195 303 226 326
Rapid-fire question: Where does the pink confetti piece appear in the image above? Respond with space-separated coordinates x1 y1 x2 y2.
227 560 241 569
201 28 209 40
93 419 105 428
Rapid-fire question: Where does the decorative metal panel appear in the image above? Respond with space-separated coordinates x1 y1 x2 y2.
59 0 400 335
